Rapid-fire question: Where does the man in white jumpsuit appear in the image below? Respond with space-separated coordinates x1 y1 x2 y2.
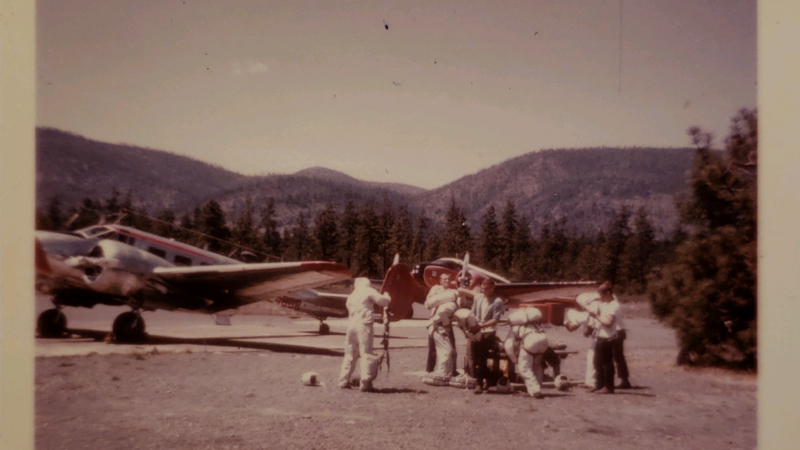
425 280 459 378
504 309 548 399
338 278 392 392
425 273 459 375
565 291 601 387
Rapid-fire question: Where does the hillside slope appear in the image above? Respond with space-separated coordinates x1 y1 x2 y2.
36 128 248 210
416 147 694 234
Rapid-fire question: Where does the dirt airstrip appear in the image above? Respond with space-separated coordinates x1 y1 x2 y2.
35 303 756 450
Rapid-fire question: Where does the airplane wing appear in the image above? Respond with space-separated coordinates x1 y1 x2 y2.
496 281 601 306
153 261 352 312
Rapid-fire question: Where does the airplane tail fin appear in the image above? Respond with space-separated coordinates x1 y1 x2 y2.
380 262 428 322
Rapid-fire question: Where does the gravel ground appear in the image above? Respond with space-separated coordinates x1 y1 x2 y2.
35 304 756 450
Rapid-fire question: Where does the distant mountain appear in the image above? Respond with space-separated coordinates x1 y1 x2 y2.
35 128 425 224
294 167 427 197
415 147 694 235
36 128 248 211
36 128 695 235
209 174 419 228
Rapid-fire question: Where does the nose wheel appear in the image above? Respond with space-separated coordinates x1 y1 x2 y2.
318 322 330 335
37 308 67 338
112 311 146 342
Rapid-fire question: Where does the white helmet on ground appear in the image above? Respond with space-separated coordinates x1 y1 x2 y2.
301 371 319 386
554 374 570 391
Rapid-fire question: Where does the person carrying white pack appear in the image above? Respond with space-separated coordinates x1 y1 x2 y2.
338 277 392 392
503 307 548 399
565 291 602 388
425 288 459 378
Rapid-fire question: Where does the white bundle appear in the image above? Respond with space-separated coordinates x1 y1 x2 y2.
425 290 458 310
564 308 589 327
522 330 549 355
575 292 600 312
432 301 458 327
507 307 544 325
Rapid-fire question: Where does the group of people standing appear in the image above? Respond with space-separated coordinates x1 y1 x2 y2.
337 273 631 397
424 273 506 394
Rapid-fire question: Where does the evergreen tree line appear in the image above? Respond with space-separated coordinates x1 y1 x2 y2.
37 191 668 291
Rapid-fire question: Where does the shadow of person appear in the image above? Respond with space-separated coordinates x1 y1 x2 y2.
370 388 428 394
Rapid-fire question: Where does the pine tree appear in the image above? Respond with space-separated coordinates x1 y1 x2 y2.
424 227 443 262
411 210 431 263
232 198 260 256
441 198 471 257
603 206 632 286
70 197 102 229
44 195 64 231
510 215 534 280
478 206 502 271
648 109 757 368
259 198 282 258
387 205 414 263
620 207 656 293
105 188 122 215
152 209 178 240
198 200 231 253
314 204 340 261
377 199 396 274
353 204 381 277
338 200 359 268
500 200 519 273
536 218 569 279
284 212 312 260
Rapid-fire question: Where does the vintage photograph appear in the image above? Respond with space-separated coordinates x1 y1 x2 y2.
31 1 758 448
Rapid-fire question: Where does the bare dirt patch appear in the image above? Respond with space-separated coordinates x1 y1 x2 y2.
36 306 756 450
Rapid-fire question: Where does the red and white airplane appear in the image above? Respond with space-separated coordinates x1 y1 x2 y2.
35 224 418 341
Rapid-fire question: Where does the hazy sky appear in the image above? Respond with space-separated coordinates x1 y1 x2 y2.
37 0 756 189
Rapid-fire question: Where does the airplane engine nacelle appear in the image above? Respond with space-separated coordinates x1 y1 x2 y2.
73 240 173 297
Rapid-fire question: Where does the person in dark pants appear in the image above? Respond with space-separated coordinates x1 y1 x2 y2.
587 282 619 394
459 278 505 394
613 327 632 389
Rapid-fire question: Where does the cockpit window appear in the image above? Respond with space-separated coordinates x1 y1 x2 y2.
430 259 462 271
77 226 117 239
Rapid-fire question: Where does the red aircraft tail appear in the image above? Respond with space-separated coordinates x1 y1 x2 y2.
35 238 53 275
380 262 428 321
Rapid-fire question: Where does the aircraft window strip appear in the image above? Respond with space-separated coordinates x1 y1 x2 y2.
147 246 167 259
117 226 226 264
174 255 193 267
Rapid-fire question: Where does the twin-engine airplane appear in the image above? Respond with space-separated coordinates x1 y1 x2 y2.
35 224 414 341
406 253 600 325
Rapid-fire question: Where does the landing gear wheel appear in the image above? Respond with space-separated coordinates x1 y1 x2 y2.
319 323 330 335
113 311 146 342
37 308 67 338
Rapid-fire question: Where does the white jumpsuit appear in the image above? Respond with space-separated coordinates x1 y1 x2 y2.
338 278 391 391
568 293 601 387
428 301 458 378
507 323 547 396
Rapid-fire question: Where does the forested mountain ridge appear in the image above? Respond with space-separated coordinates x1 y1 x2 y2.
36 128 693 234
416 147 694 235
35 128 423 219
36 127 249 211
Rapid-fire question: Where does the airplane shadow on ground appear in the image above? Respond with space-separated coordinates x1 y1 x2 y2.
66 328 345 357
